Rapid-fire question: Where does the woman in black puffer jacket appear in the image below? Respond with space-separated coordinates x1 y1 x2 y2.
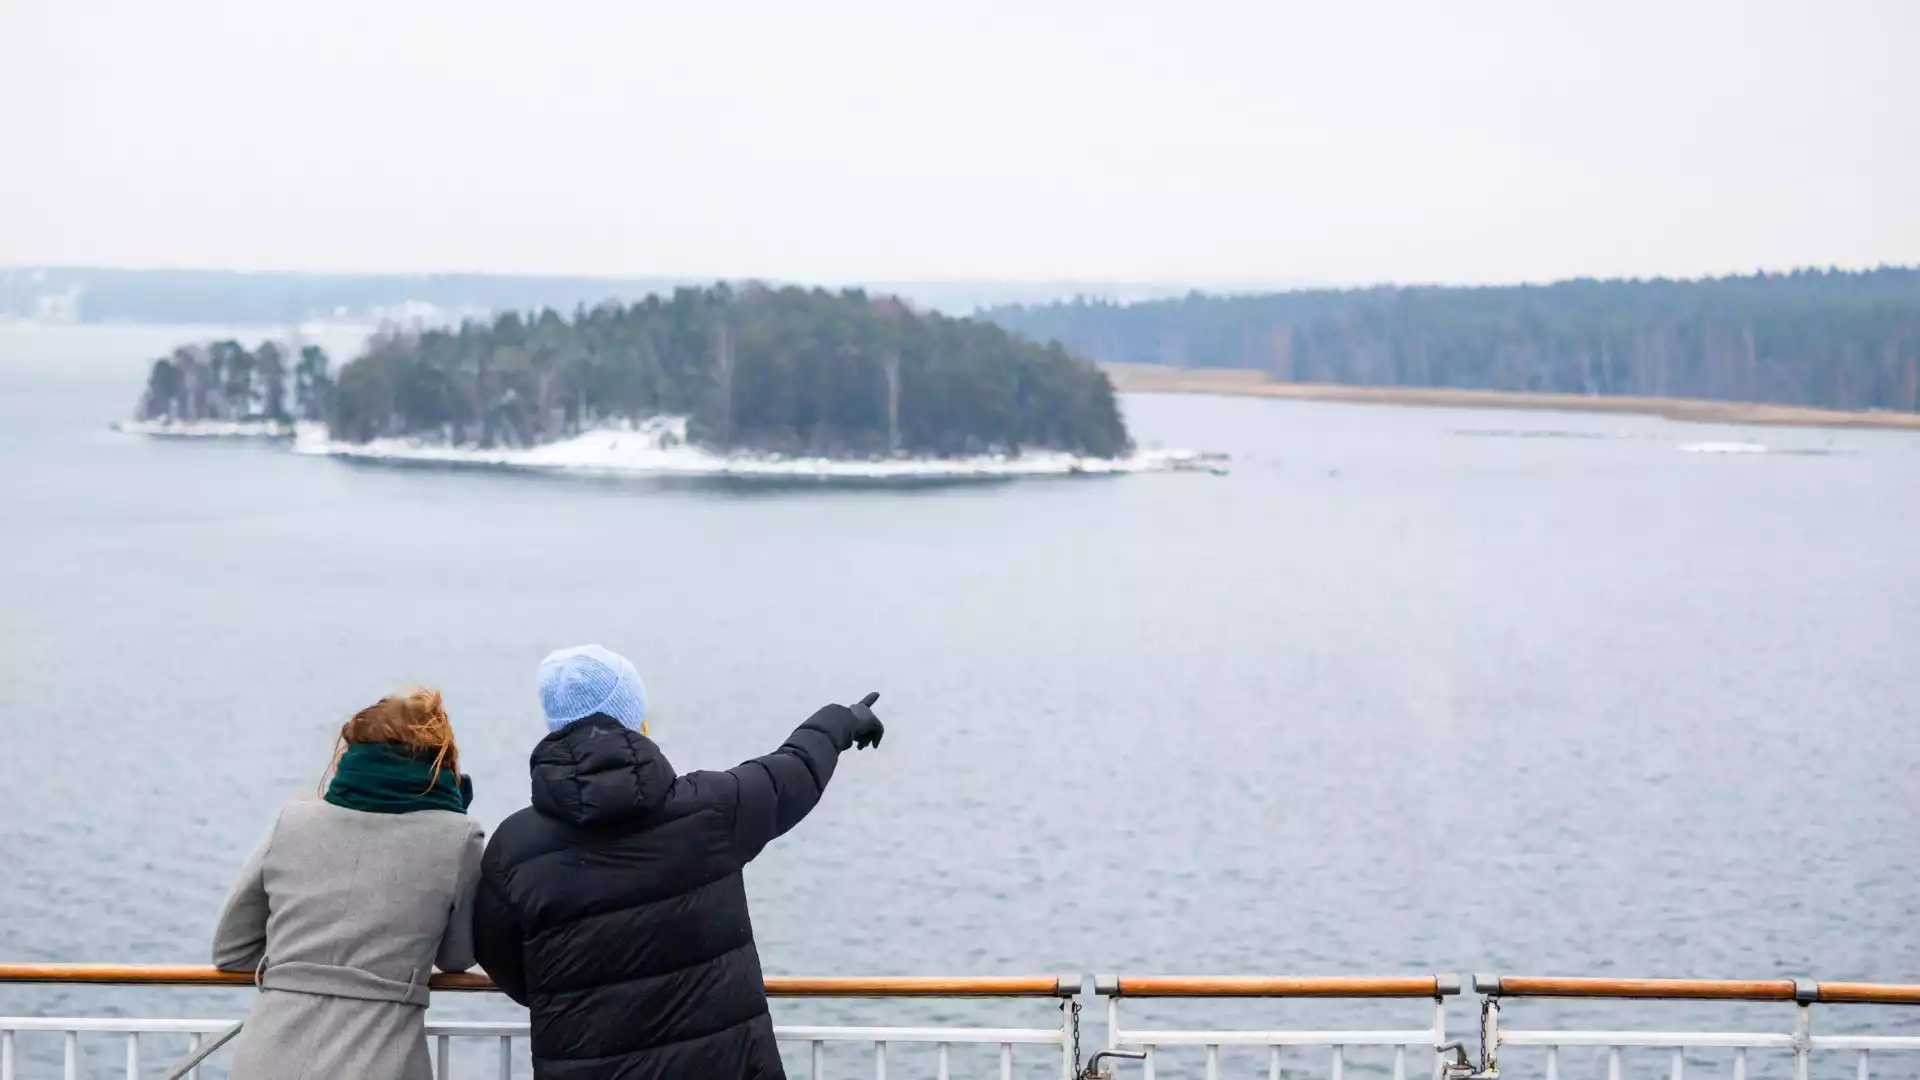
473 644 883 1080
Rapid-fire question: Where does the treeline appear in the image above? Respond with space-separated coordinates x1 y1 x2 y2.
2 266 1177 323
137 340 336 424
326 284 1130 457
6 267 690 326
984 268 1920 412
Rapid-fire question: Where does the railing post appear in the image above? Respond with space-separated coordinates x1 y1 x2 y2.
1787 1012 1807 1080
1479 993 1500 1078
1096 974 1121 1067
1794 979 1817 1080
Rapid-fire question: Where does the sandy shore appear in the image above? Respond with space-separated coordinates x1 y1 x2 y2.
1103 363 1920 432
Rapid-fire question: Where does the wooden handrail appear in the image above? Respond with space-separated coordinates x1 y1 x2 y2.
1100 975 1458 998
0 965 1074 997
11 967 1916 1005
0 965 261 989
1814 982 1920 1006
1482 977 1800 1001
768 976 1074 998
1480 975 1920 1004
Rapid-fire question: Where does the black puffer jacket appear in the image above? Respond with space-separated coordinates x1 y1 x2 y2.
472 707 860 1080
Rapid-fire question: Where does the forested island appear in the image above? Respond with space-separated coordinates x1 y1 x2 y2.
134 285 1134 460
983 268 1920 414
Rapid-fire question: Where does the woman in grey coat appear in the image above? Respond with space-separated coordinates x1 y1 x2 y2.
213 688 486 1080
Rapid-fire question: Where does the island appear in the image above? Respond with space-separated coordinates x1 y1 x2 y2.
328 284 1131 459
123 286 1184 478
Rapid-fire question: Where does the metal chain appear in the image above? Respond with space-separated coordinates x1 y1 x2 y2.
1069 998 1082 1076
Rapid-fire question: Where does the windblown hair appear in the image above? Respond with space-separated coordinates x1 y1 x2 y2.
320 687 459 793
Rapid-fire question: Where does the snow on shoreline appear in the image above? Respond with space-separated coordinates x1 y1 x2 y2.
114 418 301 438
291 425 1227 482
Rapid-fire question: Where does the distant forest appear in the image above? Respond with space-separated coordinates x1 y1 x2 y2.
983 268 1920 413
11 267 687 326
138 285 1133 459
0 266 1185 324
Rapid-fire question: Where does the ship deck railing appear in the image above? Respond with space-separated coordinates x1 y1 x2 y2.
3 967 1919 1078
1467 975 1920 1080
1094 974 1458 1080
0 967 1078 1080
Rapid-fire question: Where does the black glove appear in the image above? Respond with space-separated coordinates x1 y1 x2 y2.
849 691 884 750
458 774 474 809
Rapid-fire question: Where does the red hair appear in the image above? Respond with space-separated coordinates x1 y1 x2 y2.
320 687 458 793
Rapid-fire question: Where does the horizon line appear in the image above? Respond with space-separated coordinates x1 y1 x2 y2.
4 261 1916 297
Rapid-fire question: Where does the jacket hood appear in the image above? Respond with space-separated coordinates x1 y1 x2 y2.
529 714 674 827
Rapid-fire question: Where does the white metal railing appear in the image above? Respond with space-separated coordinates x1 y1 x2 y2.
0 1017 523 1080
0 968 1079 1080
10 968 1920 1079
1095 975 1461 1080
0 1020 1082 1080
1471 975 1920 1080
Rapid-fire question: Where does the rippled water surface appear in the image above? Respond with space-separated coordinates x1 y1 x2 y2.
3 325 1918 1077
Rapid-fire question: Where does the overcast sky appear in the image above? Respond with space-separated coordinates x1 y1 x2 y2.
3 0 1914 286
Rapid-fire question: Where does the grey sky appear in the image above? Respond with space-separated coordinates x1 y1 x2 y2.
4 0 1914 286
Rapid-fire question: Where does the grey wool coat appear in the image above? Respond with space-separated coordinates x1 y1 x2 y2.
212 798 486 1080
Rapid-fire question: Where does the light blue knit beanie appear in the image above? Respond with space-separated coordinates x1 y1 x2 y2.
537 644 649 734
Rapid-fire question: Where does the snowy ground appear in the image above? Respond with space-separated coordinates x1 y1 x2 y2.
112 419 299 438
290 423 1226 482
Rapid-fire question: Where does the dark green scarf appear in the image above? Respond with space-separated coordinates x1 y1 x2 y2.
325 742 467 815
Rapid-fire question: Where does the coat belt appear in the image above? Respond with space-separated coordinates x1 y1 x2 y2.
258 960 431 1007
